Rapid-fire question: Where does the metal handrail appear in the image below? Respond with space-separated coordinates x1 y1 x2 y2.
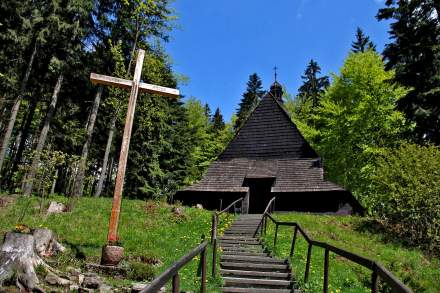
140 240 208 293
262 213 413 293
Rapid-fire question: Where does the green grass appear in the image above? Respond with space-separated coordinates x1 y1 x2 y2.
262 213 440 293
0 194 234 292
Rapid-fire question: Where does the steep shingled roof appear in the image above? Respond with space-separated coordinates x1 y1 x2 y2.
219 93 317 160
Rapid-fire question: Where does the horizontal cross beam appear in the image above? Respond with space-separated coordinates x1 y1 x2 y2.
90 73 180 98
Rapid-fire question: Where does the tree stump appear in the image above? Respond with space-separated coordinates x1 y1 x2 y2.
0 228 65 291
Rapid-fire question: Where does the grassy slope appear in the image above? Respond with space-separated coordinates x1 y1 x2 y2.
262 213 440 293
0 195 233 292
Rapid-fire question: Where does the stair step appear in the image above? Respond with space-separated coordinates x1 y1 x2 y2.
221 248 265 254
225 231 257 234
220 269 290 280
221 287 291 293
223 277 291 288
222 252 269 257
221 255 286 264
220 236 257 241
221 240 260 245
220 262 290 272
221 245 262 250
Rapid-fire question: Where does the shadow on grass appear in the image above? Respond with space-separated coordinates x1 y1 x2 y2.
63 240 102 260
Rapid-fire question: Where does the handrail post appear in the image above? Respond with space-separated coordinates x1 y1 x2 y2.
172 273 180 293
323 249 329 293
200 247 206 293
212 237 217 277
304 243 312 283
371 264 378 293
290 225 298 257
264 214 268 235
211 213 217 277
210 213 216 243
219 199 222 211
274 223 279 249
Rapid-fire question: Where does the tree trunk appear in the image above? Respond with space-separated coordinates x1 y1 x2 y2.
0 41 37 175
6 97 38 190
127 23 140 75
434 1 440 24
72 87 103 197
23 74 63 196
50 169 58 195
104 156 115 195
95 114 116 197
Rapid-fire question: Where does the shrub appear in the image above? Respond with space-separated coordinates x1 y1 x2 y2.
368 143 440 255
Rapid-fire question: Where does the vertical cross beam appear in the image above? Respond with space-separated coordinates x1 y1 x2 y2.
107 50 145 243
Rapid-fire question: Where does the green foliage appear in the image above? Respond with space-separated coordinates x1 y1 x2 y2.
377 0 440 143
184 98 234 185
367 143 440 255
235 73 265 130
292 51 411 204
263 213 440 293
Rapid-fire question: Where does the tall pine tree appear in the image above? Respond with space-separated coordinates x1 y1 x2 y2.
212 107 225 132
351 27 376 53
297 59 329 108
377 0 440 144
235 73 265 130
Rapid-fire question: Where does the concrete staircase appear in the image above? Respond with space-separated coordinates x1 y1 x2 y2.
219 214 294 293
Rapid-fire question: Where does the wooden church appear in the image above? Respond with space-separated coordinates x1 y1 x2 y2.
177 81 363 214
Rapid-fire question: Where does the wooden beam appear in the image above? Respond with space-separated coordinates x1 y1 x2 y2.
90 73 180 98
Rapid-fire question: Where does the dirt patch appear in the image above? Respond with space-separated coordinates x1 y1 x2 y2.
0 195 17 209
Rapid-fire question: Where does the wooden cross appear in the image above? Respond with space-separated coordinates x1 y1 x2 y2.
90 49 179 244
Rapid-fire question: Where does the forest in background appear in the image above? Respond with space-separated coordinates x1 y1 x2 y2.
0 0 439 254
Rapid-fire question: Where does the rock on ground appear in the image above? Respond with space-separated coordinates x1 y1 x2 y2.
46 201 67 215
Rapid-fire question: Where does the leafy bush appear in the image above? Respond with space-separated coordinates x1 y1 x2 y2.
367 143 440 255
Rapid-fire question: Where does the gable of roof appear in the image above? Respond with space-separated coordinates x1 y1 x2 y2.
219 94 318 160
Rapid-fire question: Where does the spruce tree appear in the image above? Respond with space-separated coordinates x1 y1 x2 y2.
212 107 225 132
351 27 376 53
204 103 211 121
235 73 265 130
377 1 440 144
297 59 329 108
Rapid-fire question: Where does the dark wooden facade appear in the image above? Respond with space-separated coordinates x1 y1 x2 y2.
177 82 363 214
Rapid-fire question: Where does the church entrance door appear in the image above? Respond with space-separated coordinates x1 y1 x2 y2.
245 178 275 214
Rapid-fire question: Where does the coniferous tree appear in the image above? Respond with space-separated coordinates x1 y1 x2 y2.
235 73 265 130
212 107 225 132
377 0 440 144
204 103 211 121
297 59 329 108
351 27 376 53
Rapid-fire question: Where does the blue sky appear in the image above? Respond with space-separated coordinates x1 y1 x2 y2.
165 0 391 121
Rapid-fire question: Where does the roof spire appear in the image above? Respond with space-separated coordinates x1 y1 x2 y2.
270 66 283 103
